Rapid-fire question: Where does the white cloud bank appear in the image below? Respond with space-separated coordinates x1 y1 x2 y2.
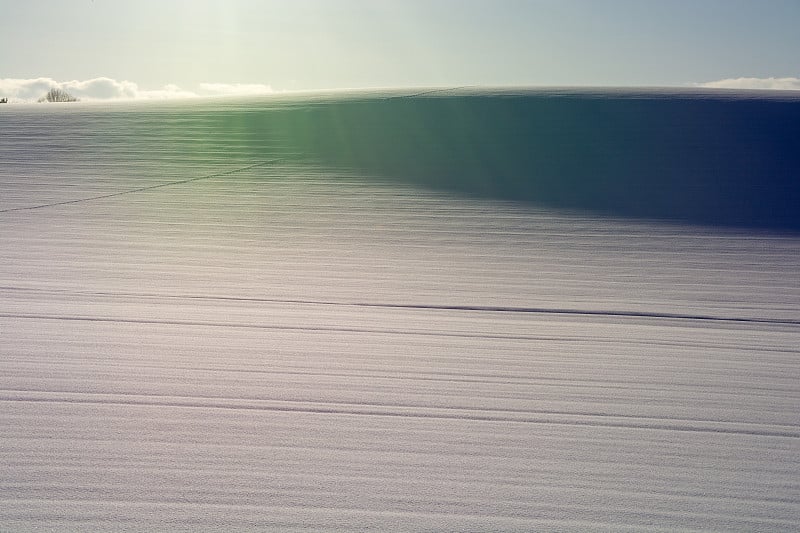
0 77 273 102
696 77 800 90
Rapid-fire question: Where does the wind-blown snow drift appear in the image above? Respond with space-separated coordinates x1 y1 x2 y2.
2 87 797 228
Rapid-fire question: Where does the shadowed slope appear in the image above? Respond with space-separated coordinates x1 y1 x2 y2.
275 89 800 229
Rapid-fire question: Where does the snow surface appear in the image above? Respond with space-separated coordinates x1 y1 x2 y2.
1 94 799 531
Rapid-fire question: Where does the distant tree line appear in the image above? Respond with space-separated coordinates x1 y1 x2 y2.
38 88 78 103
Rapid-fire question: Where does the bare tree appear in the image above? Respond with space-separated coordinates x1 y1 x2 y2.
38 88 78 103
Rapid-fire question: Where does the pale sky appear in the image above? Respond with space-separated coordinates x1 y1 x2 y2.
2 0 799 99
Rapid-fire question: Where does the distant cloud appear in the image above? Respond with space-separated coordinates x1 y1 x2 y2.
0 77 194 102
0 78 63 102
0 77 273 102
696 77 800 90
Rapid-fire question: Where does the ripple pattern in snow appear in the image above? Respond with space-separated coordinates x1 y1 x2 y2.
1 94 799 531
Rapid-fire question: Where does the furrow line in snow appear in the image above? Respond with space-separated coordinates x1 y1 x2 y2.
0 159 281 214
2 391 799 438
0 312 603 341
2 286 798 325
